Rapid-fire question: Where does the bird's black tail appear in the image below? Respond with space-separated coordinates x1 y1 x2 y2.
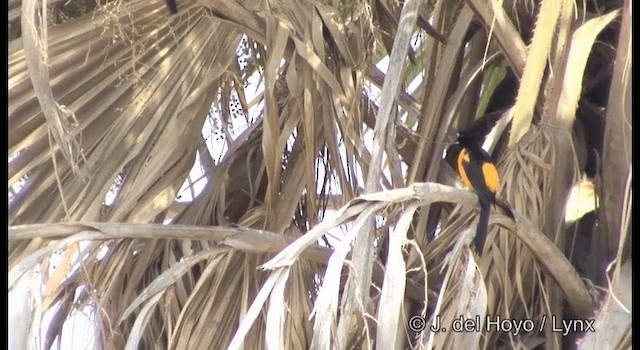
474 201 491 255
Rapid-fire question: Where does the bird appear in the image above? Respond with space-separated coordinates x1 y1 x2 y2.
453 131 513 255
164 0 178 14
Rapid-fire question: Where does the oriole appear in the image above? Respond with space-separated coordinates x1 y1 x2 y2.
454 132 512 255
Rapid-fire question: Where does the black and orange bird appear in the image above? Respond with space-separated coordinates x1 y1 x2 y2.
452 131 513 255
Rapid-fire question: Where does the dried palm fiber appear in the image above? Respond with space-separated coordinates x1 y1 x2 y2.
10 0 364 346
9 0 273 348
420 229 488 350
155 78 319 350
488 125 582 348
9 0 241 260
10 0 241 223
10 0 241 303
19 0 89 181
9 222 323 349
11 0 160 277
